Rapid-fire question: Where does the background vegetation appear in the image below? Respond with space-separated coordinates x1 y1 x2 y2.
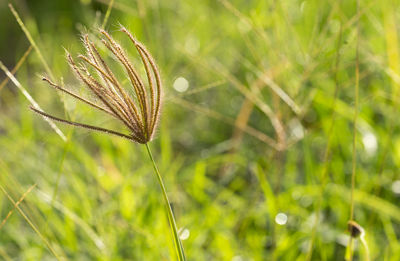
1 0 400 260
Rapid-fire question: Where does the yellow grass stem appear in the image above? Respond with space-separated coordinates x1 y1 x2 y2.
0 184 37 230
0 61 67 141
0 45 32 91
0 184 64 260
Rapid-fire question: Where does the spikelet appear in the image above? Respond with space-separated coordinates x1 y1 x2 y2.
31 27 162 144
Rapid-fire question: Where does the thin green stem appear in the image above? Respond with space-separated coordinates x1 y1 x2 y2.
350 0 360 224
101 0 115 29
145 143 186 261
348 0 360 260
306 22 343 261
360 234 370 261
9 4 54 81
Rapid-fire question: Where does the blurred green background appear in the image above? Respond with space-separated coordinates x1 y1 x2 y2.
1 0 400 260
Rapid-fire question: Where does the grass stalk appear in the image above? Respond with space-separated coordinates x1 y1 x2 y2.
8 4 54 80
306 22 343 261
0 61 67 141
0 184 63 260
350 0 360 225
348 0 361 260
0 184 37 230
101 0 115 29
360 234 370 261
145 143 186 261
0 45 32 91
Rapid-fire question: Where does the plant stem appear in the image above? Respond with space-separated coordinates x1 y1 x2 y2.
348 1 360 260
145 143 186 261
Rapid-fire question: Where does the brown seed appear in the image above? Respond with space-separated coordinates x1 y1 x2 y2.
347 220 363 238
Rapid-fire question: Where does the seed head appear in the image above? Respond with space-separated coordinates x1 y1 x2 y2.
347 220 364 238
31 27 162 144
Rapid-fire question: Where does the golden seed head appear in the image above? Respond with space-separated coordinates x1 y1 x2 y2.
33 27 162 144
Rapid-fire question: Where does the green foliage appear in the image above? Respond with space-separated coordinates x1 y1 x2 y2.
1 0 400 260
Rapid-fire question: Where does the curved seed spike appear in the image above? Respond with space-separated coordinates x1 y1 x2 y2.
131 42 162 135
68 54 113 112
67 54 111 107
100 39 143 101
30 106 146 143
78 53 141 126
67 53 141 134
86 39 125 98
100 39 149 135
100 31 150 133
83 71 144 135
136 48 154 129
121 28 155 130
42 77 115 116
82 35 116 91
85 38 144 132
78 55 115 85
100 31 145 94
38 28 162 144
120 28 162 137
99 36 145 96
82 34 96 62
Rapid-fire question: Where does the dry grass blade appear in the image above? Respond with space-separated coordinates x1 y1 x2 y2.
0 45 32 91
0 183 37 230
210 59 286 147
179 48 285 147
238 55 301 114
0 184 64 260
218 74 270 176
8 4 54 80
0 61 67 141
218 1 300 115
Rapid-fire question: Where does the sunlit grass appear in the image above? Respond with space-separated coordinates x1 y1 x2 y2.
1 0 400 260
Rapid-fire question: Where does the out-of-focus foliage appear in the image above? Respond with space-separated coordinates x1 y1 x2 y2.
1 0 400 260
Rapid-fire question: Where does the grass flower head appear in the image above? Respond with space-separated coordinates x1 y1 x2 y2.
32 27 162 144
31 26 186 261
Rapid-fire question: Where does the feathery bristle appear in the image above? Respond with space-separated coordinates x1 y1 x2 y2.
33 27 162 143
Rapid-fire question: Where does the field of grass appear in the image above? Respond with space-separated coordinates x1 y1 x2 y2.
1 0 400 260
